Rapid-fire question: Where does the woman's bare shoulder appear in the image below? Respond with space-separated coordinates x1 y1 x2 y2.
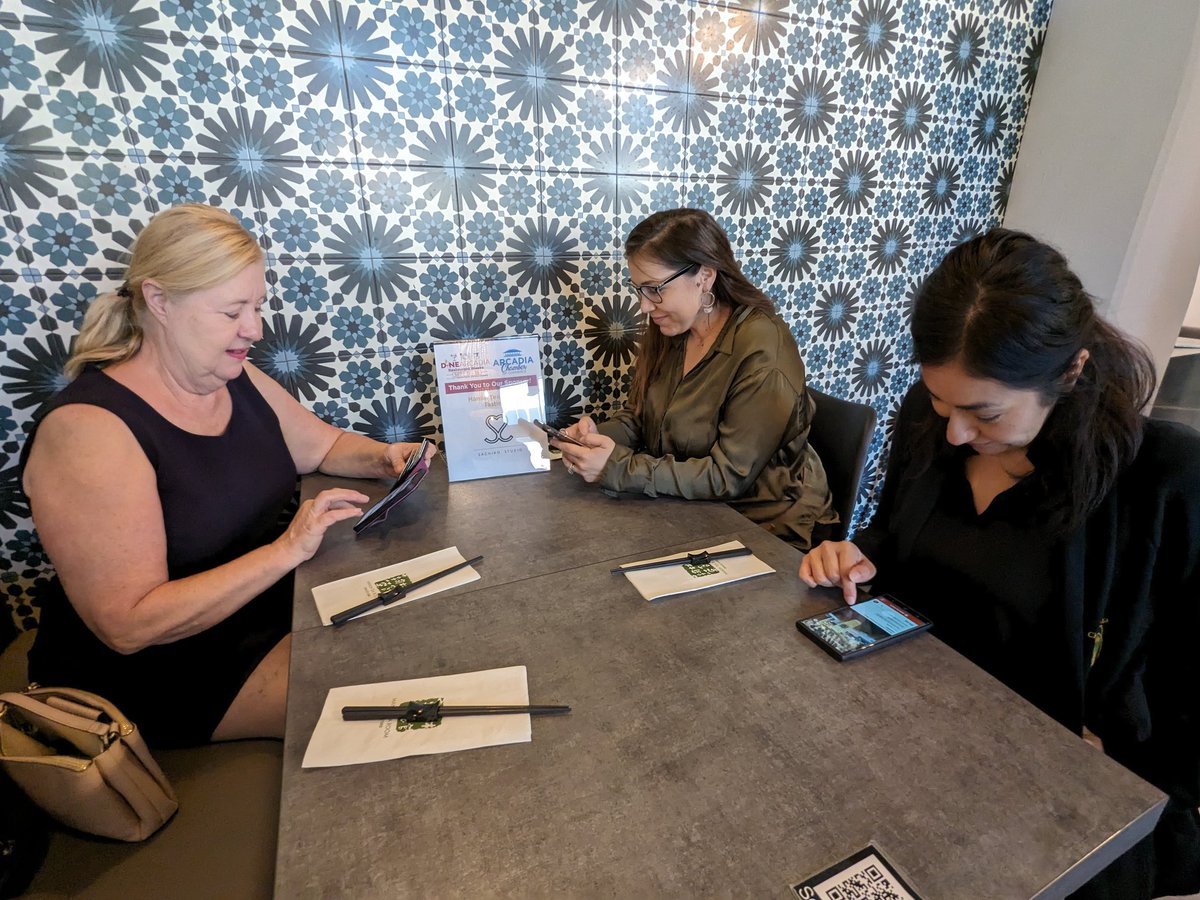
33 402 141 450
24 403 149 494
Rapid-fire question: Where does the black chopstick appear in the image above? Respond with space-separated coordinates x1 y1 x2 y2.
611 546 752 575
341 703 571 722
330 555 484 626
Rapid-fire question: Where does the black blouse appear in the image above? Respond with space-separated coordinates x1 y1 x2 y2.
882 457 1072 720
855 383 1200 896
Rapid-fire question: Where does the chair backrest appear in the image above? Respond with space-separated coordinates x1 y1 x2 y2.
806 387 877 542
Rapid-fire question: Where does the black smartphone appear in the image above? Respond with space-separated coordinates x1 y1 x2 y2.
531 418 586 447
795 595 932 661
396 437 432 479
353 439 432 534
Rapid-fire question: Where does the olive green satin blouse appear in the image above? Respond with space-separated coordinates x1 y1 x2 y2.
596 306 836 549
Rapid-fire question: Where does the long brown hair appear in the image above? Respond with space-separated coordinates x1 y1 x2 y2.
624 209 774 412
909 228 1155 533
66 204 262 378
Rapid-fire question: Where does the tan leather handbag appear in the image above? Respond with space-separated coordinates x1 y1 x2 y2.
0 687 178 841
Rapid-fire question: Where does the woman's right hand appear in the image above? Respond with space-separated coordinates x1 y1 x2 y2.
560 416 598 441
799 541 877 603
276 488 369 567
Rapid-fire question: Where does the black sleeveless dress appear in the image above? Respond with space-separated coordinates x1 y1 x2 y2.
23 367 298 747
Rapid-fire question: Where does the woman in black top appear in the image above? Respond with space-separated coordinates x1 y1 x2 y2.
22 204 432 747
800 229 1199 899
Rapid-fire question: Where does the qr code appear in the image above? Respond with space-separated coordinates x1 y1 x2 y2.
821 863 906 900
792 848 920 900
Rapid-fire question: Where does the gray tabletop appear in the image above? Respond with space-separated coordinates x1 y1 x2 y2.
291 461 750 632
279 482 1164 899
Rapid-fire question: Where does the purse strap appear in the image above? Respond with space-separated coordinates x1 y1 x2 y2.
45 695 104 721
18 689 174 799
24 688 133 731
0 690 121 740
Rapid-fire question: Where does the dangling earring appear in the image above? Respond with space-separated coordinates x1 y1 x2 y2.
699 290 716 314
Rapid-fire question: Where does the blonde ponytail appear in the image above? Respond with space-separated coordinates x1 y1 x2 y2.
64 204 262 379
65 287 142 379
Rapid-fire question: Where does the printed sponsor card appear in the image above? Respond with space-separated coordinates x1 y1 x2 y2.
434 337 552 481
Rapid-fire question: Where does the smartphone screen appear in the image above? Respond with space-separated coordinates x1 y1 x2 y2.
796 596 930 660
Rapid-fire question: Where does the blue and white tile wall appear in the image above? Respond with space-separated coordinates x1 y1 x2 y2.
0 0 1050 630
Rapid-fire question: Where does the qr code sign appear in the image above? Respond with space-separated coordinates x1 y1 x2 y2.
792 846 921 900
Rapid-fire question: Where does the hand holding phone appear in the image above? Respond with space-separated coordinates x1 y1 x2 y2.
532 418 586 447
354 439 432 534
397 438 432 478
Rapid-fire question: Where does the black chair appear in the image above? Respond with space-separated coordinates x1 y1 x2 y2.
806 387 877 542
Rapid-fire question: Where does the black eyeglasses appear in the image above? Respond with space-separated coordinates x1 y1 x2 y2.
625 263 698 303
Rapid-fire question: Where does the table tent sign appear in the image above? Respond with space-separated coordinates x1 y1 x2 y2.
433 336 552 481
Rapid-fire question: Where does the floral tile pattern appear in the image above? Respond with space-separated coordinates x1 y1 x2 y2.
0 0 1051 630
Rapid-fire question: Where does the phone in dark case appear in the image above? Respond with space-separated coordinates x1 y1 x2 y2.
796 595 932 661
353 439 432 534
532 418 585 447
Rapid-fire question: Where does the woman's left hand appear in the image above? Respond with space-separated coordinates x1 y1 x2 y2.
554 433 615 483
383 440 436 477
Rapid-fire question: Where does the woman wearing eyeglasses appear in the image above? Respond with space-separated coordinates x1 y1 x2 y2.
553 208 837 549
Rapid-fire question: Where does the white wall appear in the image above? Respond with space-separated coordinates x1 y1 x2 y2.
1185 269 1200 331
1004 0 1200 379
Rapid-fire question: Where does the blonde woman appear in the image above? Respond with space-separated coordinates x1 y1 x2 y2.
21 204 430 747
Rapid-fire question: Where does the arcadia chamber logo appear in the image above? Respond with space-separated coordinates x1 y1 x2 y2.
494 347 535 374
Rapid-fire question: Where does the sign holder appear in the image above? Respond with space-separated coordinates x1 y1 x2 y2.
433 336 552 482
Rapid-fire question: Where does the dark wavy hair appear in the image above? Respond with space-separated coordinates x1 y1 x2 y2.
624 209 775 413
909 228 1155 533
